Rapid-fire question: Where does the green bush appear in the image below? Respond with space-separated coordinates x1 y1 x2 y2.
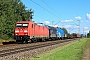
0 34 9 40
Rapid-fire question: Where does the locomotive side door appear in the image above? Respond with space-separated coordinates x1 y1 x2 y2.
31 24 35 38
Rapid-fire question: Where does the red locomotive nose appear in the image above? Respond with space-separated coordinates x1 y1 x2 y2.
15 28 28 36
14 23 29 36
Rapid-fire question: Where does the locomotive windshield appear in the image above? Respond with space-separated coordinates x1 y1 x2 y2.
16 23 28 28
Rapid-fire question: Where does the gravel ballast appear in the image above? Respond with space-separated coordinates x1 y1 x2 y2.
0 40 75 60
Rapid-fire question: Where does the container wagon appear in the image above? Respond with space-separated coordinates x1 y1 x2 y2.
56 28 65 40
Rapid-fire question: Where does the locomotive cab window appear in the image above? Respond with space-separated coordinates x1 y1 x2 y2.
16 24 22 28
43 27 44 31
32 24 33 28
16 23 28 28
23 24 28 27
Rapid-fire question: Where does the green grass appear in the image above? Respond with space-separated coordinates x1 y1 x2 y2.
25 38 88 60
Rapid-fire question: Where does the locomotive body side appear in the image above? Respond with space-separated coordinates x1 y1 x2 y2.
33 24 49 41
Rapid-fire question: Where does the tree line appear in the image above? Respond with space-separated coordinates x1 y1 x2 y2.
0 0 33 40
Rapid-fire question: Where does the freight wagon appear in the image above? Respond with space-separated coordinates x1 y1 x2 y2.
48 26 57 40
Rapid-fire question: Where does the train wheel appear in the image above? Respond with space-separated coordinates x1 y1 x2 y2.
25 40 28 44
28 39 32 43
32 39 37 43
42 38 46 42
23 40 28 44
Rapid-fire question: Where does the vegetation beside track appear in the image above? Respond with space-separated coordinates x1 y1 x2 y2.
0 39 15 45
27 38 88 60
82 38 90 60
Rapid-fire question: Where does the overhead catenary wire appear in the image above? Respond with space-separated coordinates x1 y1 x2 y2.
30 0 61 20
42 0 53 10
42 0 61 17
41 0 63 26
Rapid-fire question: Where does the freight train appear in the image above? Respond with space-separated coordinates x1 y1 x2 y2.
14 21 78 43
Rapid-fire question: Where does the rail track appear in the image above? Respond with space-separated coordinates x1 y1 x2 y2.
0 38 77 57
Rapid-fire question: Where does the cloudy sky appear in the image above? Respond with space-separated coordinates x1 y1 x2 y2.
21 0 90 34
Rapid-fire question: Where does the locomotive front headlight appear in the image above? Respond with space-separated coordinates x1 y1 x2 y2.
15 30 19 33
15 34 18 35
25 33 28 35
24 30 28 32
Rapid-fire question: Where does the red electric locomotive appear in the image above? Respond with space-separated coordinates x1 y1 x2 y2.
14 21 49 43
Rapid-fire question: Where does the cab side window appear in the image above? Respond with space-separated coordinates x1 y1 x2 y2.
32 24 33 28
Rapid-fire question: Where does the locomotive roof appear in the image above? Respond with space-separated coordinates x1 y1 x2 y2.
16 21 33 23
